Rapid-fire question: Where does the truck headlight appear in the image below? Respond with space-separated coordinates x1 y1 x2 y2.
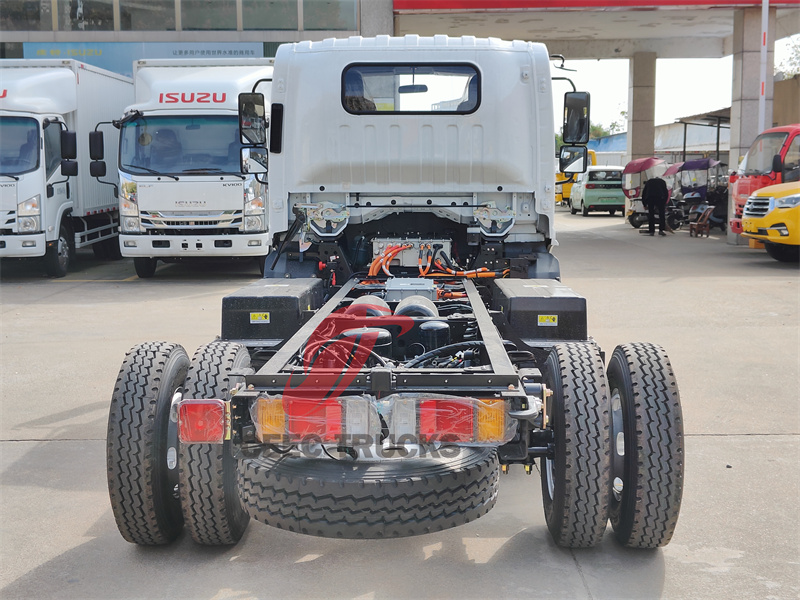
18 195 41 217
122 216 142 233
17 216 40 233
120 177 139 217
243 178 267 232
775 193 800 209
244 215 263 232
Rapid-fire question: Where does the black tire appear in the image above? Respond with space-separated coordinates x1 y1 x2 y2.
134 257 158 278
764 242 800 263
256 255 268 276
667 213 682 231
570 200 577 215
540 343 611 548
582 202 589 217
628 214 646 228
44 223 72 277
180 342 251 545
106 341 189 545
104 236 123 260
239 447 499 539
607 343 684 548
92 239 109 260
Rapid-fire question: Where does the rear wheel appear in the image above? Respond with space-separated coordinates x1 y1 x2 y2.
106 342 189 545
570 200 578 215
44 223 72 278
239 446 499 539
180 341 251 545
134 257 158 278
607 343 684 548
540 343 611 548
582 202 589 217
628 214 646 228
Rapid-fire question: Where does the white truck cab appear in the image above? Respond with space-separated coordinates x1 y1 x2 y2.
95 58 274 278
0 60 132 276
240 36 590 281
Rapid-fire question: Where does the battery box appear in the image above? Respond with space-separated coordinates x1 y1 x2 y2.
492 279 587 343
221 278 324 342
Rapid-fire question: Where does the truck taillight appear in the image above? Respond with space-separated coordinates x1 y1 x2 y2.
419 397 506 443
179 399 228 444
255 395 344 443
253 393 510 445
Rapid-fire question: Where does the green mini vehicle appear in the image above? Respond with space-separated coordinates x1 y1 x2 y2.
570 165 626 216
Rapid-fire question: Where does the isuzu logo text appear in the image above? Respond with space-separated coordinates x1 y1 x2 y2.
158 92 226 104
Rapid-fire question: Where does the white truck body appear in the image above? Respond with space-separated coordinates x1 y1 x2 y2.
266 35 558 268
0 60 132 267
116 59 273 265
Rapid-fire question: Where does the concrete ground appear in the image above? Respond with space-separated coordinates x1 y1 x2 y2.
1 208 798 600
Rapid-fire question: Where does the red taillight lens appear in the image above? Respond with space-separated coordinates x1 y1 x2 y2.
419 399 474 442
284 396 342 442
585 183 596 189
179 399 227 444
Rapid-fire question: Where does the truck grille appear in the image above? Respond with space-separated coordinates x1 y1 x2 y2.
141 210 242 230
743 197 771 218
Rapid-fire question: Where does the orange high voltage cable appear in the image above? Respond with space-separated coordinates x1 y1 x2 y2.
381 244 412 276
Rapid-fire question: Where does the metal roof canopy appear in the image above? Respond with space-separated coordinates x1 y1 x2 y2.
394 1 800 59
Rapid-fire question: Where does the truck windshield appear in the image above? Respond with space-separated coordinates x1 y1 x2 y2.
119 115 242 175
0 117 40 176
342 64 479 114
739 132 788 176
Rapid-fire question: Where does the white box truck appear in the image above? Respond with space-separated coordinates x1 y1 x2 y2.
0 59 133 277
92 58 274 278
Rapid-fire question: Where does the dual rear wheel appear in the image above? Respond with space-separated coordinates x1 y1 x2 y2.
540 342 684 549
106 340 250 545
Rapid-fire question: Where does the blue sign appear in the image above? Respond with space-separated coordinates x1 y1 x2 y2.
23 42 264 77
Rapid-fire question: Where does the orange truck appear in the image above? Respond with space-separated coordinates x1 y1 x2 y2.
729 124 800 234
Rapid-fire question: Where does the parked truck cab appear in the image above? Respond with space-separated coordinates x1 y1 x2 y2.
92 58 274 278
0 60 132 276
729 124 800 235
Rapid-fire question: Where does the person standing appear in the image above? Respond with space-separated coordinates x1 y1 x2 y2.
642 175 669 236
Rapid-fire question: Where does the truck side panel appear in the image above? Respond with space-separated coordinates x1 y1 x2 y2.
72 64 133 215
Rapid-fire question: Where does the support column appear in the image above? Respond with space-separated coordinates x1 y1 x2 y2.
626 52 657 164
728 6 776 244
359 0 394 37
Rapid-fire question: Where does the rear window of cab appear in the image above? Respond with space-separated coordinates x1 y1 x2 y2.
588 170 622 182
342 64 480 115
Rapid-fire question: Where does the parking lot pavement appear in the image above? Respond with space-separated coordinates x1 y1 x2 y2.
1 212 798 600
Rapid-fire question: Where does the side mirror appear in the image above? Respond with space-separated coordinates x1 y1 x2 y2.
239 92 267 145
563 91 590 144
61 131 77 160
90 161 107 178
89 131 105 160
772 153 783 175
60 159 78 177
559 145 588 174
241 147 268 175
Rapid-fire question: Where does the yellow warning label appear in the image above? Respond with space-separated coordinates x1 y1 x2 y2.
250 312 270 324
538 315 558 327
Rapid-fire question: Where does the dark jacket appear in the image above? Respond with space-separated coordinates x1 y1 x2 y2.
642 177 669 207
